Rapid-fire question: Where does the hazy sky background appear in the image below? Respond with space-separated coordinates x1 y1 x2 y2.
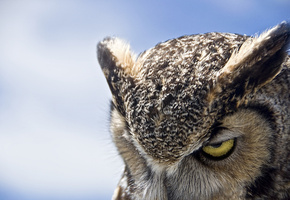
0 0 289 199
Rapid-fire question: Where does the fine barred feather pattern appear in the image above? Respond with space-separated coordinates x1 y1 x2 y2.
98 21 290 200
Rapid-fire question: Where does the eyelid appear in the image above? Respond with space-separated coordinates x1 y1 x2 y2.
208 129 242 145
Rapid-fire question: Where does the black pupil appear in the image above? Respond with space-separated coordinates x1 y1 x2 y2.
210 142 223 148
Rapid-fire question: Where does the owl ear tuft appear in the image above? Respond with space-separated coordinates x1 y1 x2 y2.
97 37 137 77
209 21 290 104
97 37 136 115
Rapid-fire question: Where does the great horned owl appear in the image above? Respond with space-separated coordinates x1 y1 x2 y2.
97 22 290 199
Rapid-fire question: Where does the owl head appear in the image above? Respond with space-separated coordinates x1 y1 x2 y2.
98 22 290 199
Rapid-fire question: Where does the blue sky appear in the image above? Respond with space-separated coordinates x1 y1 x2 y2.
0 0 289 199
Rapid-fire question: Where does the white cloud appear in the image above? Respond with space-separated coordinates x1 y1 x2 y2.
0 0 124 198
0 97 123 197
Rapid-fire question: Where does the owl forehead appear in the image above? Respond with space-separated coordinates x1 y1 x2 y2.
126 80 210 162
125 33 248 162
130 33 248 121
139 32 248 77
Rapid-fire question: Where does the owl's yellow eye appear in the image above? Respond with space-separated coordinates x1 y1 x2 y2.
202 139 235 158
